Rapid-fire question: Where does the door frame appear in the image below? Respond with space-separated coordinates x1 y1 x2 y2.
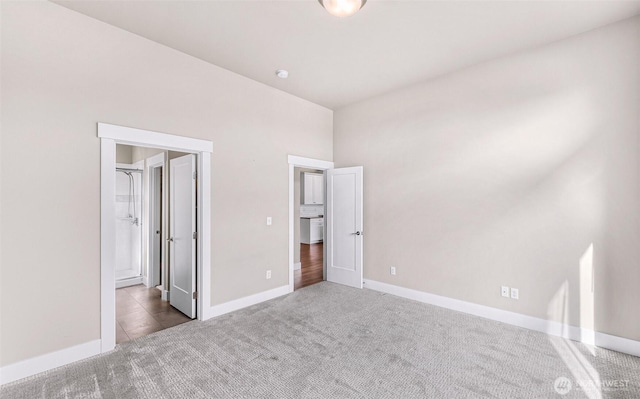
146 152 166 293
287 155 334 292
100 123 212 353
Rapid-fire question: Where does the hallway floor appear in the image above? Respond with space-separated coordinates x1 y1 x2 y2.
116 285 192 344
294 242 323 290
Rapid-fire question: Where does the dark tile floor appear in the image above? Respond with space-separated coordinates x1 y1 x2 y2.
116 284 192 344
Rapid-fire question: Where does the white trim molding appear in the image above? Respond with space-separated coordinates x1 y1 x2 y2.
205 285 290 319
287 155 334 171
363 279 640 358
99 123 212 153
0 340 101 385
294 262 301 271
115 276 143 289
288 155 334 293
197 152 212 321
100 138 117 353
595 332 640 357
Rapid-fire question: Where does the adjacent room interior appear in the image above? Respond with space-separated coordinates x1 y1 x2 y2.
294 167 325 290
2 0 640 397
114 144 195 343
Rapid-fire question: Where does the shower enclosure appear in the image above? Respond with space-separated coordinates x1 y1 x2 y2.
115 167 143 287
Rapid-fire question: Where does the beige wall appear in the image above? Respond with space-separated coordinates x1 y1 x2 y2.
0 1 332 366
115 144 133 164
131 147 164 164
334 16 640 341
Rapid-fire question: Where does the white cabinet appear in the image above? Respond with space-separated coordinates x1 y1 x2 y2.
302 172 324 205
301 217 324 244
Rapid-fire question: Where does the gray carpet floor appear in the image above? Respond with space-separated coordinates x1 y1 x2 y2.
2 282 639 398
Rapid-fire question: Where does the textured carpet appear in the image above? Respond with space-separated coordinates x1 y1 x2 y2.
2 282 639 398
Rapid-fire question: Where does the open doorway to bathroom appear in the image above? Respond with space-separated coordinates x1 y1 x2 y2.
294 167 325 290
115 158 144 288
114 144 193 343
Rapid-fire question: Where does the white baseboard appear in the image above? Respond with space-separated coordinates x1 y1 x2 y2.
156 285 169 301
204 285 290 320
363 279 640 358
294 262 301 271
0 339 101 385
115 276 143 289
595 332 640 357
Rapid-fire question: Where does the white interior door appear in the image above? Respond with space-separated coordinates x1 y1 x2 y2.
169 154 197 318
326 166 363 288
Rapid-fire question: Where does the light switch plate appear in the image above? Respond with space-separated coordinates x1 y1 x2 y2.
266 217 272 226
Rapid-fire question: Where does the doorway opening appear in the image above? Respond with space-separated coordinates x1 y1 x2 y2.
288 156 334 292
288 155 365 293
294 168 325 290
100 123 212 353
114 144 196 343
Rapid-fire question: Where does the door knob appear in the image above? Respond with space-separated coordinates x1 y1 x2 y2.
156 230 160 234
167 237 174 242
353 231 361 235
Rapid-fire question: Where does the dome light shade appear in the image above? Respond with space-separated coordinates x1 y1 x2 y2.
318 0 367 17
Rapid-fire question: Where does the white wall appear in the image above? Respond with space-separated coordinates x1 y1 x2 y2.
0 1 332 367
334 16 640 341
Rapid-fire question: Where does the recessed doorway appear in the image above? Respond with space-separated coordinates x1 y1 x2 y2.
113 143 195 343
288 156 334 292
294 168 325 290
99 123 212 353
288 155 365 293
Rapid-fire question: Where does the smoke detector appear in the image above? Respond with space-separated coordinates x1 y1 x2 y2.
275 69 289 79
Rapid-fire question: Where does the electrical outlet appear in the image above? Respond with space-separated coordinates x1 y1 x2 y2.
501 286 510 298
266 270 272 279
390 267 397 276
266 217 272 226
511 288 519 300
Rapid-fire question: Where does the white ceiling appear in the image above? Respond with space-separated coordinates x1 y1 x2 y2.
54 0 640 110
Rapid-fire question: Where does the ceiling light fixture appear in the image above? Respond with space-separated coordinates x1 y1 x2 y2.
318 0 367 17
276 69 289 79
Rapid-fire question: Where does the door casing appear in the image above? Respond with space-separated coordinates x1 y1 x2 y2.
99 123 212 353
146 152 165 291
287 155 334 292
